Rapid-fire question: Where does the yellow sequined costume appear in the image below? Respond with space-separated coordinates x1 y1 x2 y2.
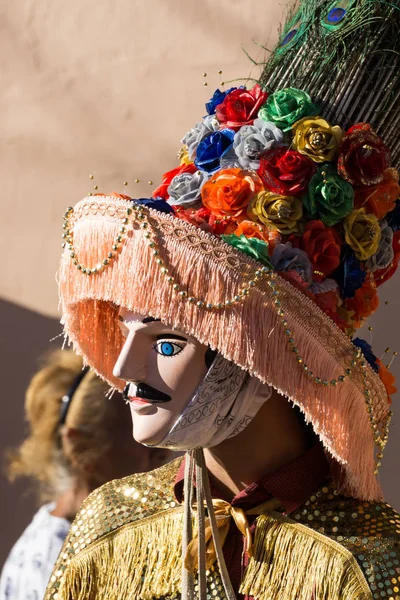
45 459 400 600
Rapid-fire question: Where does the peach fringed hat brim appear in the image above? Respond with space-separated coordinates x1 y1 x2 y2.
59 196 390 501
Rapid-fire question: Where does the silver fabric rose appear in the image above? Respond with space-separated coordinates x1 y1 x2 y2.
365 220 394 272
233 118 284 170
181 115 219 160
271 242 313 283
167 170 210 208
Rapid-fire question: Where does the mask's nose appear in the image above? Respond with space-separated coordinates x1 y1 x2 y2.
113 330 147 383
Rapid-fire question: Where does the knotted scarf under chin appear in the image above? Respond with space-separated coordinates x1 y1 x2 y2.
157 354 273 451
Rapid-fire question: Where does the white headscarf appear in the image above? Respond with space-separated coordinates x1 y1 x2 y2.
158 354 272 450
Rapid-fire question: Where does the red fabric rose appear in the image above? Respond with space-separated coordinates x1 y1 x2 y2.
173 206 231 235
290 220 342 282
345 279 379 327
215 84 268 130
278 271 315 300
152 163 197 200
258 147 316 196
373 230 400 286
337 123 390 187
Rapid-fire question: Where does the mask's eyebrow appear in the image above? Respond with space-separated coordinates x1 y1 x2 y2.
142 317 161 324
156 334 187 341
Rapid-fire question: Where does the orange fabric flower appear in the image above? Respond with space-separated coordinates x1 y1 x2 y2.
345 279 379 327
376 359 397 402
354 168 400 219
201 168 263 219
233 220 281 254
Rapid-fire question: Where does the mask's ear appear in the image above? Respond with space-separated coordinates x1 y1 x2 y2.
205 348 218 369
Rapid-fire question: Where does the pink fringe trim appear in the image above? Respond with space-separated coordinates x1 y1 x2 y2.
58 197 390 501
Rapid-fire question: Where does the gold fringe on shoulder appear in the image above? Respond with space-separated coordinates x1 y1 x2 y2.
241 511 373 600
59 507 184 600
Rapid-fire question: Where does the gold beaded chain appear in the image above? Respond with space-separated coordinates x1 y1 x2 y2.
266 274 392 472
62 204 133 275
63 199 392 471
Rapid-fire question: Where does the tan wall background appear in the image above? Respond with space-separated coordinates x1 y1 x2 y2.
0 0 399 567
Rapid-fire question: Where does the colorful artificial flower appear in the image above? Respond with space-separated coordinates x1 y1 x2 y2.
167 170 210 208
292 116 343 163
153 163 197 200
181 115 219 160
278 270 316 299
233 220 281 253
233 119 284 170
178 146 191 165
376 359 397 401
354 168 400 219
271 242 313 283
337 123 391 187
258 88 318 132
343 208 382 261
194 129 235 172
336 305 357 336
303 164 354 226
291 220 342 282
215 84 268 130
345 279 379 327
248 191 303 235
335 251 366 299
258 147 316 196
134 197 174 214
352 338 379 373
221 234 273 267
365 221 394 272
201 168 263 219
206 87 237 115
373 230 400 286
313 289 340 314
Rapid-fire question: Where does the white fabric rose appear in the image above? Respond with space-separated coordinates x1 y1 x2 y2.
181 115 219 160
233 118 284 170
167 170 210 208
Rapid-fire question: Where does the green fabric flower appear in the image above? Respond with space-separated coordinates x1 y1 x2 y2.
221 234 273 268
258 88 318 132
303 165 354 226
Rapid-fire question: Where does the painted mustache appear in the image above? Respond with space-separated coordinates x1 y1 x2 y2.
123 382 172 404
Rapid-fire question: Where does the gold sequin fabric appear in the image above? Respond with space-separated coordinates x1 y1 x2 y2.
292 486 400 600
45 460 400 600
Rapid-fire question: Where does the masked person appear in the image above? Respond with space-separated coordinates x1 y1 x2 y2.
0 350 170 600
46 0 400 598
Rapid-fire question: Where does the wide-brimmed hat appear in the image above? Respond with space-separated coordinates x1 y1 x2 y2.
58 0 399 502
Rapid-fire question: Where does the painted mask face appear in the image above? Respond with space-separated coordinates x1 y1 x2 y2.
113 309 209 446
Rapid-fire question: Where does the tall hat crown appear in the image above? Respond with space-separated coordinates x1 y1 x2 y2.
260 0 400 166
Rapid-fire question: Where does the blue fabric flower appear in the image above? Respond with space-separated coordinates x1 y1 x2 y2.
336 251 366 299
132 198 174 214
194 129 236 172
352 338 379 373
206 87 237 115
387 201 400 232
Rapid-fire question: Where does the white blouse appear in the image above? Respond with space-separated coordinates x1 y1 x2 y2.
0 504 70 600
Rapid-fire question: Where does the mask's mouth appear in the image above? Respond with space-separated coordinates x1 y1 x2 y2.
123 382 172 404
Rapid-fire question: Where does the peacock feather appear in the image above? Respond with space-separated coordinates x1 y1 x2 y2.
259 0 400 167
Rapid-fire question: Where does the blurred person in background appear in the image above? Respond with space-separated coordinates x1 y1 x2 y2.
0 349 170 600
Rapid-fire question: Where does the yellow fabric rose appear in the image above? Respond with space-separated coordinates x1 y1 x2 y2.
178 145 191 165
343 208 382 261
293 116 343 163
247 191 303 235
